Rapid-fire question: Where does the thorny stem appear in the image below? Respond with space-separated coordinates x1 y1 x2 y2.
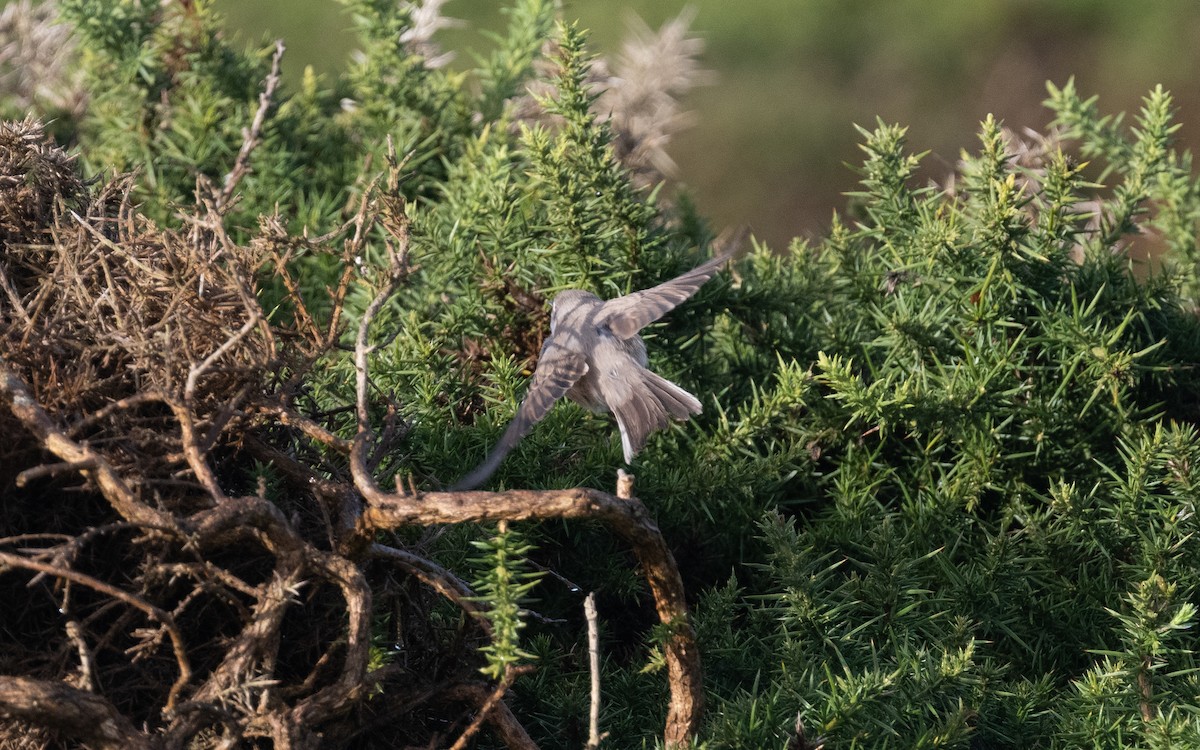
218 40 285 207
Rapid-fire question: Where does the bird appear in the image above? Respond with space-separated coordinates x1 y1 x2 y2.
451 230 745 491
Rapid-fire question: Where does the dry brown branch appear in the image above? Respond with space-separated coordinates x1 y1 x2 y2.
0 550 192 710
182 496 374 729
0 356 173 529
218 40 285 208
487 699 541 750
65 392 164 438
251 404 353 453
183 566 299 706
354 484 702 744
369 542 490 630
419 682 535 750
0 264 30 323
156 560 259 601
0 676 153 750
15 457 96 486
172 310 265 501
446 665 532 750
186 311 264 405
264 237 325 344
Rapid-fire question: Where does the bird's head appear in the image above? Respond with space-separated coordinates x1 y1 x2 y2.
549 289 600 333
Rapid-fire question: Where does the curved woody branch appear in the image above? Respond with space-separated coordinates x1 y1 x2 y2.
0 677 153 750
347 227 703 745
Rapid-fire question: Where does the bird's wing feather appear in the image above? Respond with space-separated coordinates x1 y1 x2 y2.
450 337 589 490
597 228 746 339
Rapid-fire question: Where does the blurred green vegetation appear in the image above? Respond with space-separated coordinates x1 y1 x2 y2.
213 0 1200 250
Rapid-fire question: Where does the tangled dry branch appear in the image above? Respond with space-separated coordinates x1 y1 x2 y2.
0 119 702 748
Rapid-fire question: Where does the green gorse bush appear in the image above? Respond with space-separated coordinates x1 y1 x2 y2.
3 0 1200 746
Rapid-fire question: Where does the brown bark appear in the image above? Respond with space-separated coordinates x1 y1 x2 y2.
0 677 153 750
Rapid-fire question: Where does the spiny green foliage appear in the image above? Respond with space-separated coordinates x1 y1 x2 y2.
370 22 698 494
686 91 1200 748
470 523 545 679
1048 79 1200 295
59 0 312 227
54 0 554 233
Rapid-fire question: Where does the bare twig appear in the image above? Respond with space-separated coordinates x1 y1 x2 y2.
0 264 31 323
0 532 74 547
440 682 540 750
69 211 153 274
585 592 606 749
218 40 285 207
447 665 532 750
322 211 370 351
66 392 164 438
173 311 262 500
262 233 325 345
16 458 97 487
0 357 174 529
369 542 491 630
185 311 263 403
155 560 259 600
0 550 192 711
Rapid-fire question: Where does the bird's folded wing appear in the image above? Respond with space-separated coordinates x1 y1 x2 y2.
596 227 747 339
450 340 589 490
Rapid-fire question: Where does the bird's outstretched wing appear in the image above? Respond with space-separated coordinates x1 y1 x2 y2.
450 336 589 490
597 226 747 340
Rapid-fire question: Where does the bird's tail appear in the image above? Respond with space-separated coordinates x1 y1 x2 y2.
611 372 701 464
643 370 702 420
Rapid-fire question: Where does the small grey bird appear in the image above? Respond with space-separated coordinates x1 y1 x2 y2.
452 241 741 490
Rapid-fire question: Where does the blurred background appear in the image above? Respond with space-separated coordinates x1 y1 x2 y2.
214 0 1200 251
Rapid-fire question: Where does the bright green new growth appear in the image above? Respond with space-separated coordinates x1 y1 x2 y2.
7 0 1200 745
470 523 545 680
